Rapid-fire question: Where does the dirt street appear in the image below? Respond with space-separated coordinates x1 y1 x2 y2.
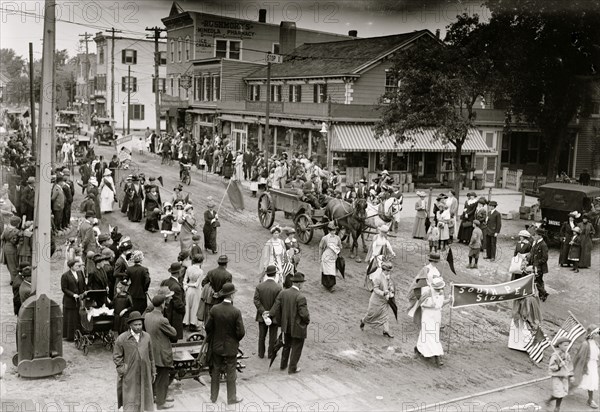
1 147 598 411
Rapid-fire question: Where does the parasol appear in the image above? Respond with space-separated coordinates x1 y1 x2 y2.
269 333 285 369
336 256 345 279
388 296 398 321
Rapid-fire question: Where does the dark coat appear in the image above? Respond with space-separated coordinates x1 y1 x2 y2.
530 238 549 274
21 185 35 220
205 301 245 357
253 278 282 322
160 277 186 340
61 270 86 309
126 264 150 300
514 240 532 256
270 287 310 339
568 235 582 261
486 209 502 236
201 266 232 304
144 308 177 367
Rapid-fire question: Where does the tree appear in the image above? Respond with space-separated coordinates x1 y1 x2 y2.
0 48 25 78
485 0 600 181
375 15 497 200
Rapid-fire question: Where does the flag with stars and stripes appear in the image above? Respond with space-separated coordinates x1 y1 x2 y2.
551 314 586 351
524 326 551 363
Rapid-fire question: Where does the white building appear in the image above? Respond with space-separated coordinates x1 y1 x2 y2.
93 33 167 133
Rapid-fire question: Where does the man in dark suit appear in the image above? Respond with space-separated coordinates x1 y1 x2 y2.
253 265 282 359
243 148 254 180
126 251 151 313
205 283 245 405
269 272 310 374
79 161 92 194
61 170 75 228
530 228 550 302
21 176 35 221
201 255 233 314
484 200 502 261
113 239 132 286
160 263 186 340
144 294 177 410
61 258 86 341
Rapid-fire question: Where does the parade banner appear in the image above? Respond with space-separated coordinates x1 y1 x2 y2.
451 274 535 308
115 134 133 153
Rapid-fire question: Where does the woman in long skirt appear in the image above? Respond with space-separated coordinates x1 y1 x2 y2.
319 221 342 292
365 224 396 289
573 325 600 409
578 214 595 268
412 191 428 239
183 255 204 331
258 225 287 283
99 169 116 213
360 261 394 337
203 197 219 254
415 277 450 367
457 192 478 244
178 204 198 253
559 211 578 266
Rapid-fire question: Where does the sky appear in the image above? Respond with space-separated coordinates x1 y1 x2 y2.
0 0 491 60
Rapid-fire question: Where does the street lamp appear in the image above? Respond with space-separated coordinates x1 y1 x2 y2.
121 101 126 135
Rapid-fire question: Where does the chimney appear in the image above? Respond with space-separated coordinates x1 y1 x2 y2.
258 9 267 23
279 22 297 55
348 30 357 37
435 29 440 39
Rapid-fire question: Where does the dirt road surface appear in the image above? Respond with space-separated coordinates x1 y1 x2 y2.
1 146 598 411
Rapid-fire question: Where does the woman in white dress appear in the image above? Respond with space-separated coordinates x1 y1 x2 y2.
183 254 204 331
573 325 600 409
234 150 244 181
415 277 450 367
319 221 342 292
99 169 116 213
364 224 396 289
436 203 451 251
258 225 287 284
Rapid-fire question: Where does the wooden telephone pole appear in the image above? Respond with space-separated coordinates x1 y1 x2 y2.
28 42 36 158
106 28 122 120
146 26 166 136
79 32 92 127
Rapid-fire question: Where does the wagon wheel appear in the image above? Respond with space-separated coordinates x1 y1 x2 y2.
294 214 314 244
258 193 275 229
187 332 205 342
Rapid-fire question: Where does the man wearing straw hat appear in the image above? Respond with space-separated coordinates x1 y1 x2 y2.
113 311 156 412
205 283 245 405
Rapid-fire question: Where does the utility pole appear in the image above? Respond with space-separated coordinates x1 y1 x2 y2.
29 42 36 158
264 61 271 172
107 28 121 120
79 32 92 127
146 26 166 137
127 64 131 135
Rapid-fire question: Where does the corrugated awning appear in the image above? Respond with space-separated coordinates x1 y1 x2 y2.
331 124 491 153
187 109 215 115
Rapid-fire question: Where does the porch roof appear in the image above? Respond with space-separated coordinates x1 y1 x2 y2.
331 124 492 153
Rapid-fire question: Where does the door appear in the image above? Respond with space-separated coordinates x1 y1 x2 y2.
424 153 437 177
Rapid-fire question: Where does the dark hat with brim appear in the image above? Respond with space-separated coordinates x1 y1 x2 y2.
217 255 229 264
217 282 237 297
291 272 306 283
265 265 277 276
168 262 182 274
489 201 498 207
428 252 441 262
126 311 144 324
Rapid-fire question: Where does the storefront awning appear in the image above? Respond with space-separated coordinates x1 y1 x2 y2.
187 109 215 115
257 118 321 130
219 114 259 123
331 124 492 153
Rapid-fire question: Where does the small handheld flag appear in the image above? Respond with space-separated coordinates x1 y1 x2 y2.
551 313 586 351
524 326 551 363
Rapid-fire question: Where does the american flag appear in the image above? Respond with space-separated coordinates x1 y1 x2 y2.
551 314 586 351
280 261 295 277
524 326 551 363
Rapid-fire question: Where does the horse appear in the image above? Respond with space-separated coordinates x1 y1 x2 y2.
364 195 403 231
324 197 369 261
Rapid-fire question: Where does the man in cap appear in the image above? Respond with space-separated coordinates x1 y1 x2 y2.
113 311 156 412
126 251 151 313
18 265 33 304
269 272 310 374
144 294 177 409
201 255 233 316
205 283 245 405
51 174 65 230
530 228 549 302
484 200 502 261
160 263 186 340
253 265 282 359
21 176 35 221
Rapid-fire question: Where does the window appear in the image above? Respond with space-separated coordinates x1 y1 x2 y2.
170 40 174 63
95 75 106 91
215 39 241 60
270 85 282 102
177 77 181 97
178 38 182 62
313 84 327 103
289 85 302 102
385 69 399 94
129 104 144 120
272 43 280 54
98 47 104 65
485 132 494 149
213 75 220 101
121 49 137 64
152 78 166 93
501 134 510 163
170 77 174 94
205 75 213 101
526 135 539 163
159 51 167 65
185 36 190 61
592 101 600 117
121 76 137 92
248 85 260 101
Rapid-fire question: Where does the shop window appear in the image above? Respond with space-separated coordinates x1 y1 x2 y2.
390 153 409 171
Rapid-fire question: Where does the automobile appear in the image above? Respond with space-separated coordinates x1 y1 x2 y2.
538 182 600 244
93 117 117 145
57 110 80 134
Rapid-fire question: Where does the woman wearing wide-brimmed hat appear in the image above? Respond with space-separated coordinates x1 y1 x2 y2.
360 261 395 338
457 192 478 244
319 221 342 292
99 168 116 213
559 211 580 267
178 203 198 254
509 229 532 276
412 191 428 239
414 277 450 367
573 325 600 409
568 226 582 272
258 224 287 284
203 197 219 254
364 224 396 290
577 213 595 269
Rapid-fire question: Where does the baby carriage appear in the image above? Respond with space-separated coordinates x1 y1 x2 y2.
75 290 115 355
